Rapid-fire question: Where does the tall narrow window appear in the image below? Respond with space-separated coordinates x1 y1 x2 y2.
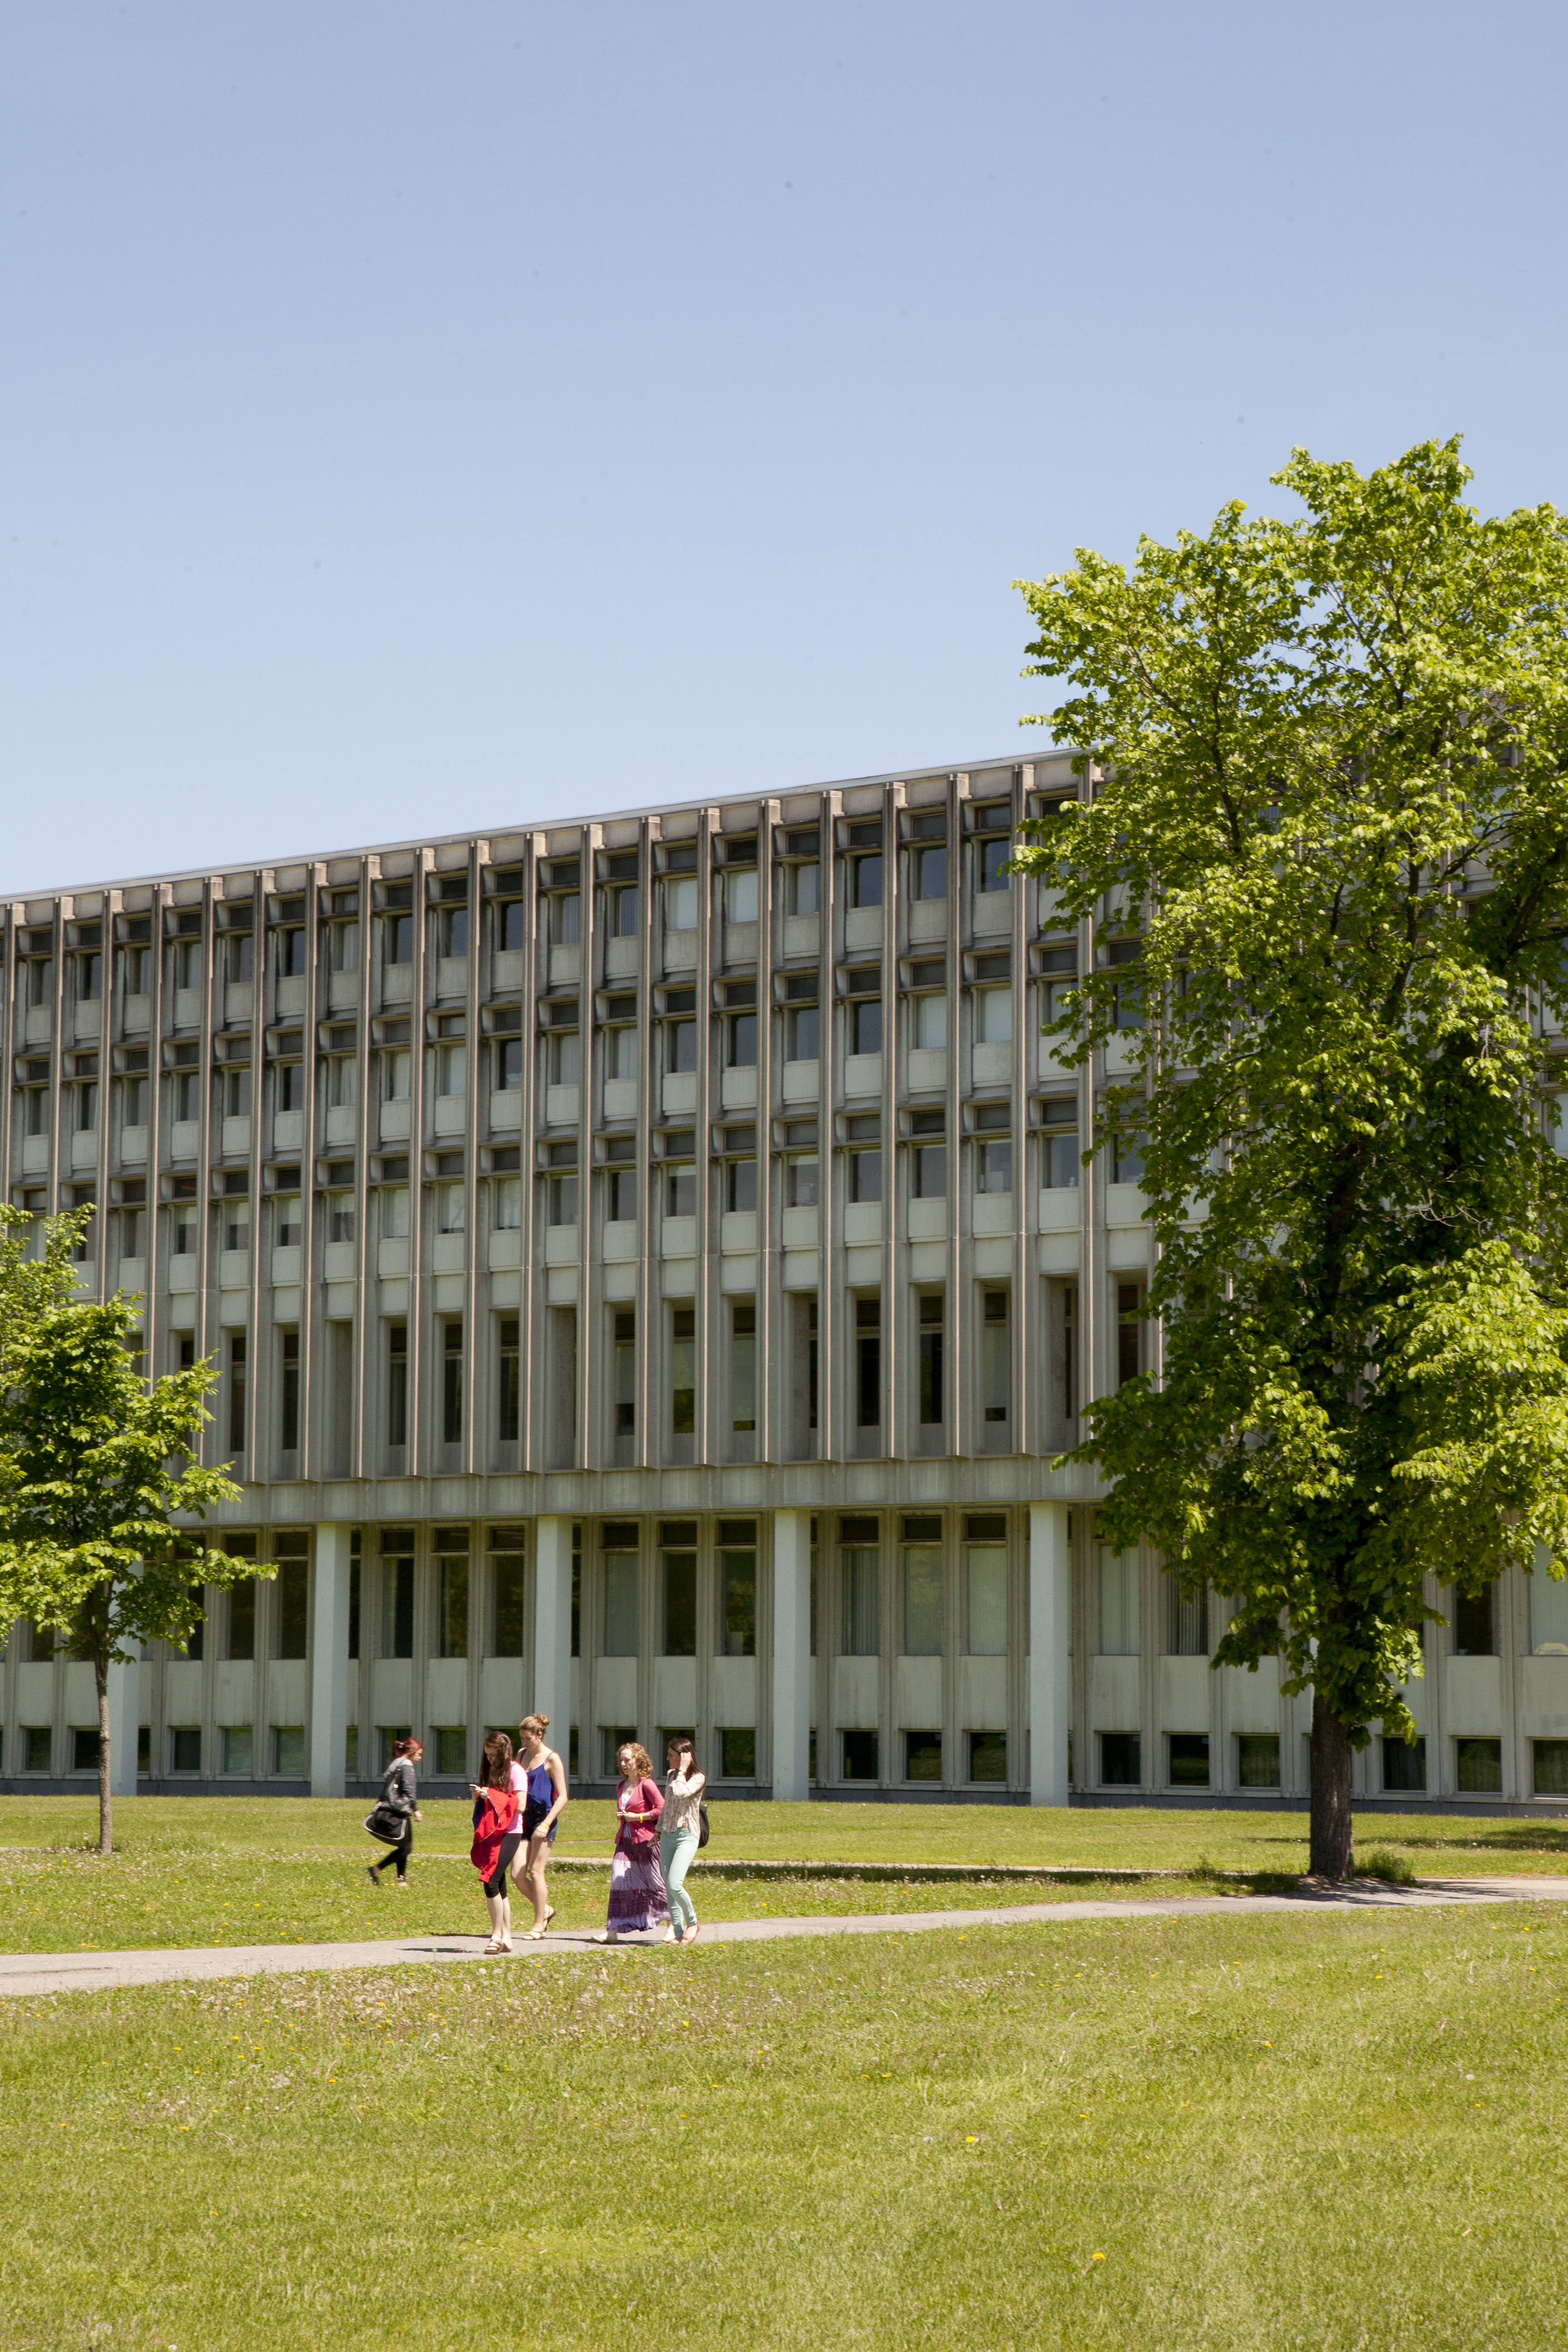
491 1530 525 1656
856 1298 881 1428
228 1334 247 1453
1098 1546 1140 1656
436 1529 469 1658
807 1299 818 1432
982 1290 1010 1423
918 1293 944 1426
731 1300 756 1432
671 1309 696 1435
380 1529 415 1658
613 1310 636 1437
498 1318 520 1443
1062 1283 1077 1422
281 1331 299 1453
442 1321 463 1444
661 1525 696 1656
902 1516 942 1655
227 1578 256 1662
602 1524 638 1655
718 1521 757 1656
274 1537 308 1659
840 1517 880 1655
965 1517 1008 1656
387 1323 408 1449
1117 1282 1142 1388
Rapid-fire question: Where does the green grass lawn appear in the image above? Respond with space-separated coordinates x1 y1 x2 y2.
1 1901 1564 2349
0 1795 1564 1957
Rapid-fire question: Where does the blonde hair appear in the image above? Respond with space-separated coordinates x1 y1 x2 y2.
518 1713 550 1742
618 1742 653 1781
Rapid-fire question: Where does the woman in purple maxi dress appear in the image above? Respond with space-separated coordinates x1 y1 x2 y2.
596 1742 669 1941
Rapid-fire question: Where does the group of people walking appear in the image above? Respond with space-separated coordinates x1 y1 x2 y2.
366 1725 705 1952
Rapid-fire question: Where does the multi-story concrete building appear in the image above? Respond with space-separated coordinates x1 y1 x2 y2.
3 755 1566 1811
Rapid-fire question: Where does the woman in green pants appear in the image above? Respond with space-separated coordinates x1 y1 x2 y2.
660 1735 705 1945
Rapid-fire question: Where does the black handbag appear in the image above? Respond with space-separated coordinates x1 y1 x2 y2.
698 1798 710 1851
364 1801 406 1845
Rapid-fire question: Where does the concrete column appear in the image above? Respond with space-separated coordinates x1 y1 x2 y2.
1030 1502 1072 1806
532 1517 573 1745
311 1521 353 1797
772 1508 812 1802
107 1655 139 1799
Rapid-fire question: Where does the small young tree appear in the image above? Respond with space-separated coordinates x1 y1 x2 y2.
0 1207 253 1853
1012 440 1568 1879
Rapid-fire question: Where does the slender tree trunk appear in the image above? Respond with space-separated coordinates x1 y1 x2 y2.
95 1651 113 1857
1308 1691 1354 1881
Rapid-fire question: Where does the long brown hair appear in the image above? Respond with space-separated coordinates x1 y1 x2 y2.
666 1735 695 1777
481 1730 513 1791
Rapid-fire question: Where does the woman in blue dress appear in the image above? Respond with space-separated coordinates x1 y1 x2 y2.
512 1712 568 1941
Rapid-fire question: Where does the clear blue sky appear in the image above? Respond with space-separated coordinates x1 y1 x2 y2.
5 2 1566 894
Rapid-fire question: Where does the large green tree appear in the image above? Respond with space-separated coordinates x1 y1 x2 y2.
1011 439 1568 1879
0 1207 251 1853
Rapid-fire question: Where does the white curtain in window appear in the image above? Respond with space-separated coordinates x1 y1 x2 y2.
841 1547 879 1656
1098 1545 1140 1656
903 1546 942 1656
1532 1547 1568 1653
966 1546 1007 1656
602 1556 638 1655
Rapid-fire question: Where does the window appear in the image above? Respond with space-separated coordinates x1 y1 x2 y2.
276 1544 308 1658
1531 1567 1568 1653
1382 1736 1426 1793
613 1310 636 1436
663 1019 697 1075
719 1727 756 1780
665 1160 697 1217
790 860 820 915
723 868 759 924
172 939 201 990
610 884 640 936
1111 1128 1145 1184
437 904 469 959
327 916 358 971
969 1731 1007 1782
122 944 150 994
1456 1737 1502 1793
436 1040 466 1097
1098 1546 1140 1656
547 891 581 945
918 1294 944 1426
731 1301 756 1432
847 1148 881 1204
491 1033 524 1092
976 1135 1011 1194
1040 944 1077 1026
913 841 947 900
977 834 1011 894
982 1290 1010 1423
967 1542 1007 1656
494 895 525 953
380 1185 410 1239
787 1155 818 1208
671 1308 696 1436
1117 1282 1142 1387
906 1730 942 1781
273 1726 305 1776
547 1030 580 1087
1534 1741 1568 1797
604 1163 636 1223
856 1297 881 1428
1100 1732 1140 1786
1105 939 1143 1029
324 1054 355 1110
840 1519 880 1654
912 991 946 1049
1168 1733 1210 1787
572 1523 582 1656
725 1156 757 1212
549 1171 579 1226
974 985 1012 1044
725 1009 757 1068
386 1324 407 1448
442 1322 463 1444
1451 1586 1496 1656
379 1048 411 1102
662 1528 696 1656
280 1331 299 1452
1167 1579 1209 1657
169 1727 202 1775
326 1189 354 1245
227 1579 256 1662
602 1529 638 1655
437 1182 465 1234
1237 1734 1280 1788
117 1204 146 1260
849 854 882 908
274 1059 304 1113
436 1531 469 1658
719 1524 757 1656
498 1318 520 1443
273 924 307 979
850 996 882 1055
383 910 414 965
664 876 698 931
380 1532 415 1658
74 1079 99 1131
491 1531 526 1656
841 1728 878 1780
786 1002 820 1061
227 1334 247 1453
23 1726 52 1773
903 1522 942 1655
222 1198 250 1254
1042 1100 1079 1188
430 1727 465 1778
602 1021 637 1081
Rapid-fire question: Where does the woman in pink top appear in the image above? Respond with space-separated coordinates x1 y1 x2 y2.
593 1742 669 1943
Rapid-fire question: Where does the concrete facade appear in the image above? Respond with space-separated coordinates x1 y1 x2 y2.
4 754 1567 1809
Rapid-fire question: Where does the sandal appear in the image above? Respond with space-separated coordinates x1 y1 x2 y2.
483 1938 507 1956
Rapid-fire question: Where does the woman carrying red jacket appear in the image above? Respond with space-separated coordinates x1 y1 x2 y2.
470 1730 522 1955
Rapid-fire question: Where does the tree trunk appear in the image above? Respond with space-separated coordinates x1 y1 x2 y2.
1309 1691 1354 1881
95 1652 113 1857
